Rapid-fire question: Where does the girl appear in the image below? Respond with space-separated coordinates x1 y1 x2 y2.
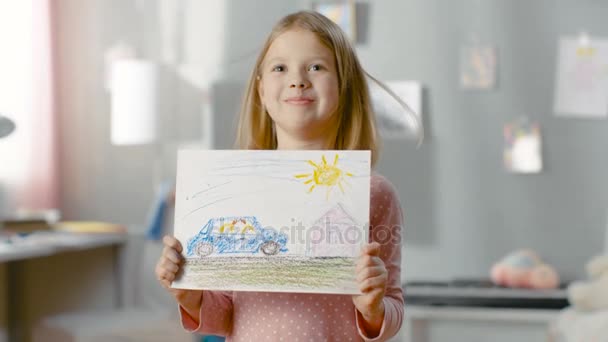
156 10 410 341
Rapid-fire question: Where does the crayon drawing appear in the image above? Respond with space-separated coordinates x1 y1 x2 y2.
294 154 354 199
186 216 289 257
172 150 371 294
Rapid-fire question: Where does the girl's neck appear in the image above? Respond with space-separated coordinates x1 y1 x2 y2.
276 136 328 150
275 129 332 150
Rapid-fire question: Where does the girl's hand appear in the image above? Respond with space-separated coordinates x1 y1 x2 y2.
155 235 203 319
352 242 387 336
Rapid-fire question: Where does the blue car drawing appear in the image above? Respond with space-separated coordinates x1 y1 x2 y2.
186 216 288 257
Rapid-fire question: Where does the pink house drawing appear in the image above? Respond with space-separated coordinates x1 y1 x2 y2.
306 203 362 257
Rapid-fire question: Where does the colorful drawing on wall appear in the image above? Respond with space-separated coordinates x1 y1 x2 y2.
503 119 543 174
554 35 608 118
294 154 354 199
313 0 356 42
460 45 497 89
172 150 371 294
369 80 423 139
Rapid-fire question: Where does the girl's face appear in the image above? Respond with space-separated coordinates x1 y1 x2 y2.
258 29 339 145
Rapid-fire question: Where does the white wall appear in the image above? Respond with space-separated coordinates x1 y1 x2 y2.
55 0 156 226
359 0 608 283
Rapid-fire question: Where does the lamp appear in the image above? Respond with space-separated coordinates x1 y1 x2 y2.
0 114 16 139
110 58 171 238
0 114 15 218
110 59 160 145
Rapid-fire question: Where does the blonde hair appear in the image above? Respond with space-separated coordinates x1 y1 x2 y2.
236 11 420 166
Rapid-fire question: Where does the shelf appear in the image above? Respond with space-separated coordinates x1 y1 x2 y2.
407 305 560 324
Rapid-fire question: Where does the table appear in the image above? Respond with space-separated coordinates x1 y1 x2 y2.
0 232 127 342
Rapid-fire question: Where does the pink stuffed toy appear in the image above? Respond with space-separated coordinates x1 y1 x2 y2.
490 249 560 289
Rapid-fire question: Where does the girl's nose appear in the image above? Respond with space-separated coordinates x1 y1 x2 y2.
289 82 308 89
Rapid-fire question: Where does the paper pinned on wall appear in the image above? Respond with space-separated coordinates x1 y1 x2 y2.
369 80 422 139
460 45 497 89
313 0 356 42
171 150 371 294
503 120 543 174
554 36 608 118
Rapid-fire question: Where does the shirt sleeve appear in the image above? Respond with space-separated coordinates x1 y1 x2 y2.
355 174 405 341
179 290 234 336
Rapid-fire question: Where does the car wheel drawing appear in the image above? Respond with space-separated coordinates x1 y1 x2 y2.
196 242 214 257
260 241 280 255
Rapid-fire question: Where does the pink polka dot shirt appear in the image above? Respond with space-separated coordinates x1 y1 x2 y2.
180 173 404 341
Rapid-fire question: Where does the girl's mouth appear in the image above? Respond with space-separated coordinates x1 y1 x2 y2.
285 97 314 105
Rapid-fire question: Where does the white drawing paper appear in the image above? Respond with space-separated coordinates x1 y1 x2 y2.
503 121 543 174
172 150 371 294
554 36 608 118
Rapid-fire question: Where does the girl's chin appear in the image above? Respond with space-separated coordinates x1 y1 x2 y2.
277 118 318 130
273 114 335 136
276 124 330 142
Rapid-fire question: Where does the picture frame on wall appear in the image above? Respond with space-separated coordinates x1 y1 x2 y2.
312 0 356 42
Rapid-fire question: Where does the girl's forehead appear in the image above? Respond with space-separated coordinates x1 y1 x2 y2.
265 29 333 59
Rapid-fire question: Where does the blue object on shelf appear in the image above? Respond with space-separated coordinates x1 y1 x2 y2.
145 181 173 240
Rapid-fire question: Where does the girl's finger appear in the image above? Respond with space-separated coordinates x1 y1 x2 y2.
355 255 372 273
163 248 182 264
360 242 381 257
155 261 164 279
355 255 383 273
359 274 388 293
161 260 179 273
160 279 172 289
163 235 183 253
158 268 176 282
356 265 386 283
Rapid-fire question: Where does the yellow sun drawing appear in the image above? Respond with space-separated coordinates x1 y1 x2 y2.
294 154 354 199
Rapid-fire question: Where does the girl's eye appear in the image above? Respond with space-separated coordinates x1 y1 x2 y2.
272 65 285 72
309 64 322 71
